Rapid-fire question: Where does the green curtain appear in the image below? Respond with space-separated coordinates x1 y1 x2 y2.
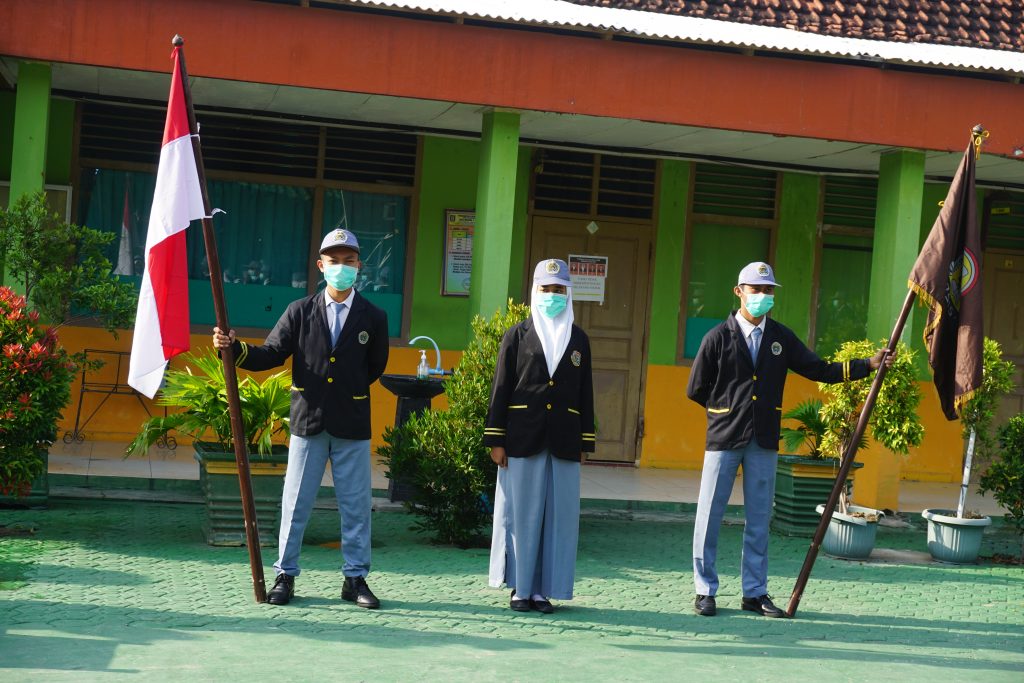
322 189 408 336
814 240 872 358
78 168 156 275
78 169 314 328
190 180 312 288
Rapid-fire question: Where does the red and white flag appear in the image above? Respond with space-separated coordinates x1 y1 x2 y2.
128 46 205 398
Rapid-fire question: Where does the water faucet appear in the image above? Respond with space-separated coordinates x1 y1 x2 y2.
409 335 445 375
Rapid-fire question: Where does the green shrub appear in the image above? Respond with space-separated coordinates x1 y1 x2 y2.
818 339 924 461
817 340 923 512
379 300 530 546
979 415 1024 563
960 338 1016 463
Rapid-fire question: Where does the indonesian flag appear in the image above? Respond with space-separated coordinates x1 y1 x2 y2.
127 46 205 398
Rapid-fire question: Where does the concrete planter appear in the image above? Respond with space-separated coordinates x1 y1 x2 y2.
816 503 884 559
921 508 991 564
772 455 862 537
194 442 288 547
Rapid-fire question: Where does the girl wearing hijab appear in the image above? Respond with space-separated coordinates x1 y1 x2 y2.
484 258 596 613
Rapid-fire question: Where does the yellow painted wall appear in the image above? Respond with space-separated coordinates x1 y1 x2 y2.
639 364 965 505
56 326 457 453
57 323 965 504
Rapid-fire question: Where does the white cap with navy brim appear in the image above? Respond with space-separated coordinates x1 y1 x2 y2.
319 228 360 255
737 261 780 287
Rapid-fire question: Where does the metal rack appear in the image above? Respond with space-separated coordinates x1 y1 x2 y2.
63 348 176 450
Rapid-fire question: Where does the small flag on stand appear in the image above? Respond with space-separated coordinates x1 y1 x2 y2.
127 45 205 398
113 188 134 276
907 129 986 420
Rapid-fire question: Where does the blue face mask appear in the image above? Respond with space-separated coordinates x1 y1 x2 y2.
744 293 774 317
323 263 358 291
535 292 568 318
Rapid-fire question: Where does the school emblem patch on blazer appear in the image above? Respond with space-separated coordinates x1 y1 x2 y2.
771 341 782 356
358 330 369 344
571 350 582 367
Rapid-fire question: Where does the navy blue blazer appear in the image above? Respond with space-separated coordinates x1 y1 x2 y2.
231 291 389 440
686 313 871 451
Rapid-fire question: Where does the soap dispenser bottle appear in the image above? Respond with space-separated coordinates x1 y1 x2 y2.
416 349 429 380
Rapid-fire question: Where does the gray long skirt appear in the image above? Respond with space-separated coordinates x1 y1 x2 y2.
488 450 581 600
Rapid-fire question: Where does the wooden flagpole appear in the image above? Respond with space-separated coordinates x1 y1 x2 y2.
172 35 267 603
786 289 916 618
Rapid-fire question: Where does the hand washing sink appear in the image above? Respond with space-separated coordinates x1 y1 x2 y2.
380 374 446 400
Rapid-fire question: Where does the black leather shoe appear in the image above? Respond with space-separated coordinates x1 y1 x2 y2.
694 594 716 616
510 590 531 612
267 573 294 605
742 594 786 618
530 598 554 614
342 576 380 609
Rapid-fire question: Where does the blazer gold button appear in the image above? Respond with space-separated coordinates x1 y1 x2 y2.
327 378 334 383
330 357 335 363
546 403 552 410
752 395 757 400
548 380 554 386
752 375 757 380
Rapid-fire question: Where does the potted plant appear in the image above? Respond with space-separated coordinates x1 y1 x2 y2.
772 399 864 536
128 349 292 546
379 301 530 547
922 338 1014 563
977 415 1024 565
813 339 924 559
0 192 136 506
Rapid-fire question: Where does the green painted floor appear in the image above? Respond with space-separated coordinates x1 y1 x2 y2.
1 499 1022 682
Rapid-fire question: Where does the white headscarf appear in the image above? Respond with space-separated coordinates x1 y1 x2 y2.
531 284 574 378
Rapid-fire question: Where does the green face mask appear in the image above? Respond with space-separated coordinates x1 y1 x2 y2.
744 293 774 317
323 263 358 290
535 292 568 318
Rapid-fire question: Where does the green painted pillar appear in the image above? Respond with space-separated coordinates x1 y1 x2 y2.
506 146 532 301
468 110 520 324
867 150 926 356
8 62 51 206
4 62 51 288
648 160 691 365
773 172 820 341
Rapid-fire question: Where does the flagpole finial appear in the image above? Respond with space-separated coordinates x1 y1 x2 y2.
971 125 989 160
172 35 184 47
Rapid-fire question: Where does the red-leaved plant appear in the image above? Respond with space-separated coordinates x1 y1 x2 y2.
0 287 76 497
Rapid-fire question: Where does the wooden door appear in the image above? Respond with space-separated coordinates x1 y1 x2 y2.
528 215 653 463
983 250 1024 424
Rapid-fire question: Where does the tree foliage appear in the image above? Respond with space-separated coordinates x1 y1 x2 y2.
0 192 136 333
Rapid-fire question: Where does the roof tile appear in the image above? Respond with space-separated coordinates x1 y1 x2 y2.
567 0 1024 51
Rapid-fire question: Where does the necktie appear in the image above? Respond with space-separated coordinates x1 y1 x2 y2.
330 302 346 346
750 327 762 362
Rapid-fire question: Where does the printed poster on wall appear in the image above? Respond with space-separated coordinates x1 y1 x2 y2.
442 209 474 296
568 254 608 304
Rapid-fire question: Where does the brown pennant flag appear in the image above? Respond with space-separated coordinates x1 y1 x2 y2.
907 130 985 420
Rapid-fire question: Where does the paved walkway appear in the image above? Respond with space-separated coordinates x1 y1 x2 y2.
1 496 1022 681
48 440 1008 515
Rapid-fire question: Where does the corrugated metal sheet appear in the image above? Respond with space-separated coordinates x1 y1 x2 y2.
335 0 1024 75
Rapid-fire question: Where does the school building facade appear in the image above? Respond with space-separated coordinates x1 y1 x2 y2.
3 0 1024 509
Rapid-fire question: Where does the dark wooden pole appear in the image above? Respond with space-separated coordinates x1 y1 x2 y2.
172 35 267 603
786 288 917 618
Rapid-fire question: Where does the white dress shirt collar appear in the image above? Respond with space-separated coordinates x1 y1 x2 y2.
734 310 765 340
